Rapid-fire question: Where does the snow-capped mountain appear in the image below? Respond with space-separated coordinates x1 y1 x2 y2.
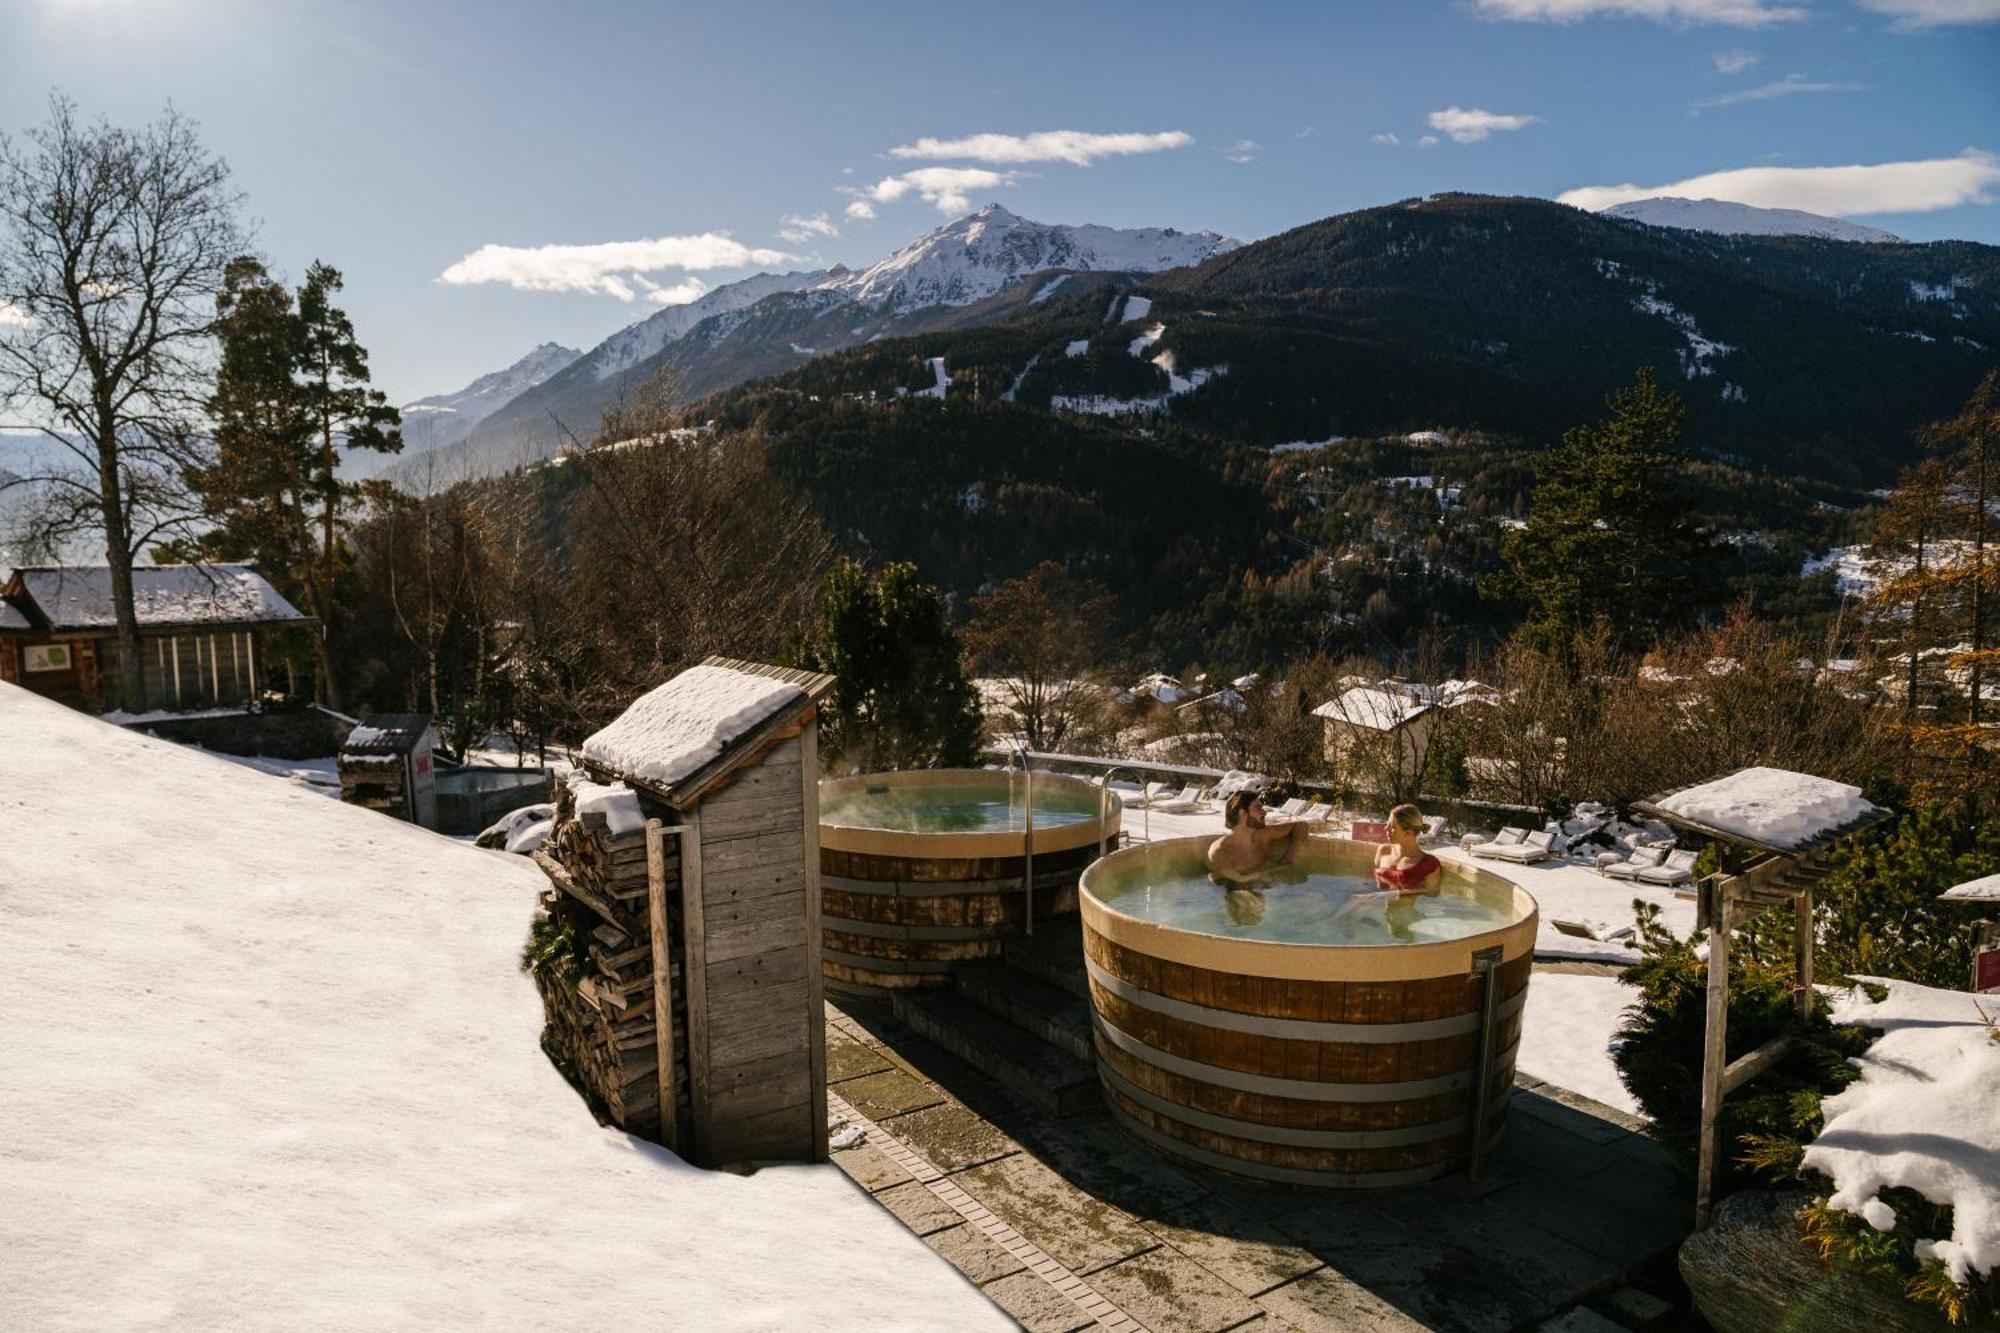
398 342 582 453
1602 197 1902 245
819 204 1238 311
411 206 1240 482
581 268 842 383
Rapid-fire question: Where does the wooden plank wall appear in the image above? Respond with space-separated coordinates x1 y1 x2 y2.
684 728 824 1165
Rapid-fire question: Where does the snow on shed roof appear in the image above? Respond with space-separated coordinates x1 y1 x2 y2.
581 658 829 798
1312 685 1432 731
1650 766 1882 853
10 564 310 631
0 598 29 631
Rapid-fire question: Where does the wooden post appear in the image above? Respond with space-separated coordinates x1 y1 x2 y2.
1794 887 1814 1021
800 716 828 1162
681 806 708 1164
1696 875 1731 1229
646 818 682 1155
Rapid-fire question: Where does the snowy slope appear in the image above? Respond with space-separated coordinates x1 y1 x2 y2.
580 267 841 382
1602 197 1902 244
823 204 1237 312
399 342 582 452
0 684 1007 1332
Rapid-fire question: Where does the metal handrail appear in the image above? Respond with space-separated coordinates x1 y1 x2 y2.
1096 765 1144 855
1006 741 1037 937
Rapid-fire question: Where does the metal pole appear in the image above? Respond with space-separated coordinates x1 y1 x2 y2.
1467 944 1503 1181
1097 766 1137 859
1022 753 1036 937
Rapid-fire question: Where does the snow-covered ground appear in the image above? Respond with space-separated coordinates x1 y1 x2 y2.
211 749 342 795
1806 978 2000 1286
1516 972 1640 1115
0 684 1007 1332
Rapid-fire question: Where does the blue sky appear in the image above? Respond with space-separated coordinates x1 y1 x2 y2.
3 0 1996 404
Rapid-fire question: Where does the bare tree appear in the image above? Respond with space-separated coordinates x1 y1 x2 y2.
0 95 243 706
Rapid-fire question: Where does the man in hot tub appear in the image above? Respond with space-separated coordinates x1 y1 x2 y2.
1207 789 1309 889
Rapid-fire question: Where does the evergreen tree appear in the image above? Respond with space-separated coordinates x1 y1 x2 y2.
1493 369 1712 660
792 558 982 771
186 258 399 707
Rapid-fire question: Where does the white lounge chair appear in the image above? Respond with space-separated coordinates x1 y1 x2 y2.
1477 828 1557 863
1270 797 1309 820
1420 814 1450 844
1466 826 1529 857
1150 785 1213 814
1601 846 1669 880
1299 802 1333 823
1126 781 1175 808
1635 848 1701 887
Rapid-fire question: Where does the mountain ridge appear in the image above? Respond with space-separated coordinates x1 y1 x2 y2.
1601 196 1903 244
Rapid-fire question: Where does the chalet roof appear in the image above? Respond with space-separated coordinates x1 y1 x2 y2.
0 598 28 631
581 655 836 810
2 564 312 633
1312 685 1432 732
340 714 437 755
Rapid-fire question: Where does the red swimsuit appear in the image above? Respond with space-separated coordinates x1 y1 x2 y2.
1376 853 1440 889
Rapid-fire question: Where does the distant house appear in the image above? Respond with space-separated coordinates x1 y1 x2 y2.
0 564 315 714
1312 685 1438 786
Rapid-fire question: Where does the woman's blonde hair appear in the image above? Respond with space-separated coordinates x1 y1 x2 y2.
1389 803 1425 832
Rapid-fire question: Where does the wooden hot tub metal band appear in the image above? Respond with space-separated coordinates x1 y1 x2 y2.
1079 839 1536 1188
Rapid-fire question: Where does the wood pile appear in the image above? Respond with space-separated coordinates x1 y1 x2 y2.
337 754 405 816
527 775 690 1144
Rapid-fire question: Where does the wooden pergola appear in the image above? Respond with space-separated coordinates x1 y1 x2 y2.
1632 774 1891 1228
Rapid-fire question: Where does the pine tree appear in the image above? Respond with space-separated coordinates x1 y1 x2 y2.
1493 369 1712 661
791 558 983 771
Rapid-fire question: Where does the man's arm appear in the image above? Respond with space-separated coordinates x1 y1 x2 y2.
1269 819 1308 866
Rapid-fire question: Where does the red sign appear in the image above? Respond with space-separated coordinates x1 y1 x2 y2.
1977 946 2000 995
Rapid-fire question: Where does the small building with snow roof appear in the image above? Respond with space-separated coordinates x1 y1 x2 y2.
0 563 314 713
1312 684 1439 785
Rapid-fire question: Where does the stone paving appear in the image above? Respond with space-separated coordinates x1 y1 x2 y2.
825 1002 1689 1333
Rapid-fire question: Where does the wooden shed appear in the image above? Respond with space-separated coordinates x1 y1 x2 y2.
538 656 836 1169
338 714 440 828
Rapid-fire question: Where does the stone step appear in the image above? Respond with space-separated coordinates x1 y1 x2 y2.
892 989 1101 1117
999 924 1088 1000
954 959 1094 1061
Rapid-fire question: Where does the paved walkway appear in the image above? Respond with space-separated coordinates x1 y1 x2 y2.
825 1000 1687 1333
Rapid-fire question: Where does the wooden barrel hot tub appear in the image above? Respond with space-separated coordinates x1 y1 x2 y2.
1079 835 1537 1187
818 768 1121 999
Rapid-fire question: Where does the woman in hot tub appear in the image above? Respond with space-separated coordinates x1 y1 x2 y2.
1375 804 1442 939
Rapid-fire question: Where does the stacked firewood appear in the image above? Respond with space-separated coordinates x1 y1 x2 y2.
527 774 689 1143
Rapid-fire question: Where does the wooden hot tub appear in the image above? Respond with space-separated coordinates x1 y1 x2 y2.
818 768 1121 999
1079 835 1537 1187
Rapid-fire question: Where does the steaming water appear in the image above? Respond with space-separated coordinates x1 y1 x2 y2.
1088 851 1525 947
821 780 1104 834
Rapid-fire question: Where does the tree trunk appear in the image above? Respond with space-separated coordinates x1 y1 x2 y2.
318 409 343 711
94 419 145 712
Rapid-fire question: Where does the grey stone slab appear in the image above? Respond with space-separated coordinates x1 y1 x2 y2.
828 1140 912 1193
1287 1226 1552 1333
1022 1109 1211 1216
1599 1284 1675 1326
1511 1089 1639 1146
1265 1191 1416 1257
926 1221 1028 1285
1255 1267 1433 1332
952 1151 1157 1276
1087 1245 1268 1333
1147 1193 1326 1298
835 1067 946 1120
1540 1308 1629 1331
882 1101 1020 1173
873 1180 964 1236
980 1270 1097 1333
825 1028 892 1082
1482 1177 1687 1269
1371 1183 1622 1311
1485 1108 1626 1182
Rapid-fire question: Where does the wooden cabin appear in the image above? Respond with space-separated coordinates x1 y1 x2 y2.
0 564 314 714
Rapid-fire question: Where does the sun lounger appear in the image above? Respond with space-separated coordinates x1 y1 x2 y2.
1475 828 1556 863
1150 785 1213 814
1552 918 1636 945
1270 797 1309 819
1634 848 1701 887
1420 814 1450 843
1601 846 1669 880
1299 802 1332 823
1465 826 1529 856
1126 781 1175 808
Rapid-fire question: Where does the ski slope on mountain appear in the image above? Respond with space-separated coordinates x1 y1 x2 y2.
0 684 1006 1332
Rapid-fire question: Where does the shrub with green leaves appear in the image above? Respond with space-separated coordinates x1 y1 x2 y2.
1812 804 2000 990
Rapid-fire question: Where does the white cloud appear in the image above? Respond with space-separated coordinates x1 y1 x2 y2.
1559 149 2000 215
1417 134 1442 148
1221 139 1261 164
886 130 1191 166
1372 132 1402 147
1856 0 2000 25
1426 107 1541 144
438 234 796 300
844 200 876 221
777 213 840 243
645 278 709 306
1475 0 1805 24
0 300 32 330
1296 126 1322 139
846 167 1018 216
1695 73 1864 108
1714 47 1761 72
